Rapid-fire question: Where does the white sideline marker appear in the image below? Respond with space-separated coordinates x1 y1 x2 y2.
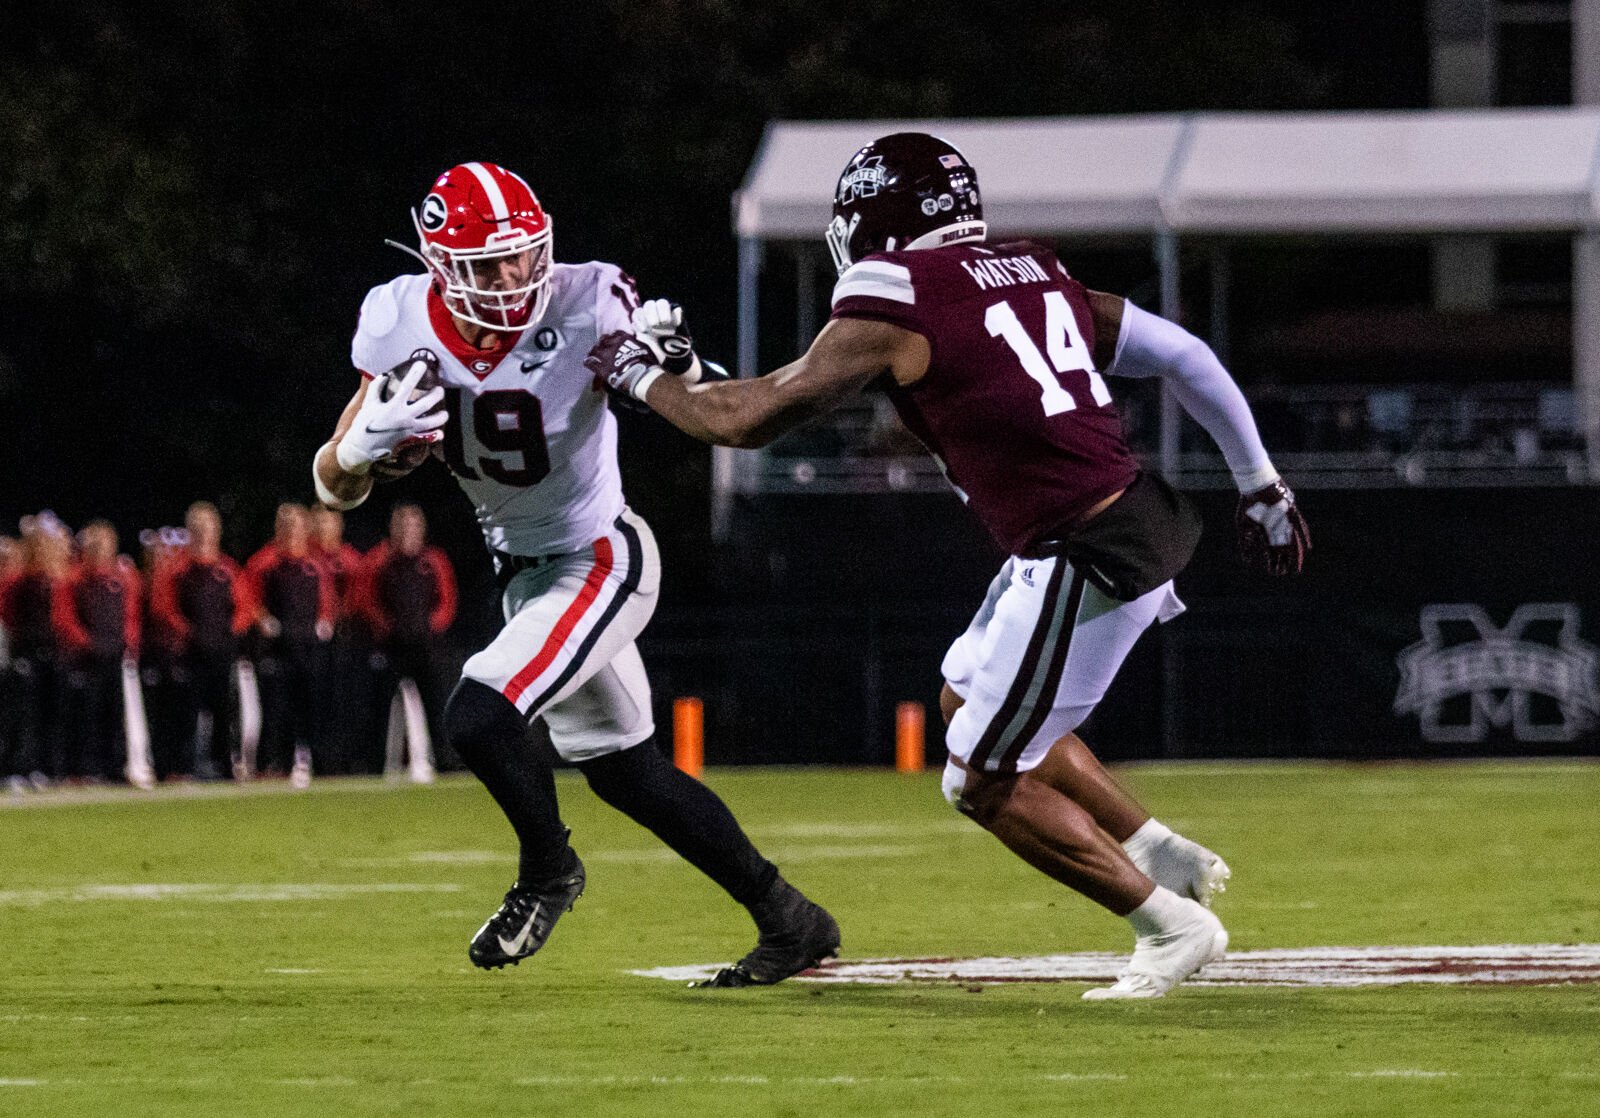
633 944 1600 988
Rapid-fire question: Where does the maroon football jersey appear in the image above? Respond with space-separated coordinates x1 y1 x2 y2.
830 240 1140 555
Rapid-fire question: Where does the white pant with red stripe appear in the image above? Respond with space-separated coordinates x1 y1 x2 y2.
942 555 1184 776
462 508 661 762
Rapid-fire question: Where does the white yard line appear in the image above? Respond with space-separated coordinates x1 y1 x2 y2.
0 773 479 810
0 883 462 906
0 1069 1567 1091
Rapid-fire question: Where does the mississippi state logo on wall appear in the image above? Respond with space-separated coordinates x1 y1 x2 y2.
1394 604 1600 743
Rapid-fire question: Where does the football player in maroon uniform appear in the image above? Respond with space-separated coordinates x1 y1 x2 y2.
590 133 1309 1000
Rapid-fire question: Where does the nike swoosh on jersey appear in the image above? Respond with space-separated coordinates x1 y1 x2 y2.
521 359 549 372
497 901 543 956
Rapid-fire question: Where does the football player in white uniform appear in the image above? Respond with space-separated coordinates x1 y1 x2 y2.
313 162 838 984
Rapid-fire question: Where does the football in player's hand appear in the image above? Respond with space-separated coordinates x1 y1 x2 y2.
371 349 446 481
371 440 437 481
376 348 444 409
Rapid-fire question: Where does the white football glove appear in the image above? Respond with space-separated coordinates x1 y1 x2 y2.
630 298 704 381
335 360 447 474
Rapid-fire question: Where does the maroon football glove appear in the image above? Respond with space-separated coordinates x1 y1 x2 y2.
585 330 662 412
1236 479 1311 576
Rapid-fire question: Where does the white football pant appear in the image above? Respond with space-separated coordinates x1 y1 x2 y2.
943 555 1184 777
462 508 659 762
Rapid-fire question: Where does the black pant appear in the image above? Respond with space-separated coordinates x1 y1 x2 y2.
321 624 372 775
64 654 125 781
379 635 449 769
6 653 61 779
260 638 331 773
180 647 237 777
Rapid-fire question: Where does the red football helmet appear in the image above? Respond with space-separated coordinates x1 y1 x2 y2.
393 162 553 331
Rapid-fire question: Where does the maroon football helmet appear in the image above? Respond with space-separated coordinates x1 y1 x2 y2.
825 133 987 274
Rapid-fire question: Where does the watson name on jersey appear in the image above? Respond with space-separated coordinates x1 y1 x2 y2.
351 263 639 558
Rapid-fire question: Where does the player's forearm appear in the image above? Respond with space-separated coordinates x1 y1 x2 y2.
313 440 373 510
645 372 801 449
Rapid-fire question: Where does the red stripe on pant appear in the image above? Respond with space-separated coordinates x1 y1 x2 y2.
501 538 616 706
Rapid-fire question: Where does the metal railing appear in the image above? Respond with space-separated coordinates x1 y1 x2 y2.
720 382 1594 495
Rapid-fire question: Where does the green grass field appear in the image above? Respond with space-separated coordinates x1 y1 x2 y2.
3 761 1598 1117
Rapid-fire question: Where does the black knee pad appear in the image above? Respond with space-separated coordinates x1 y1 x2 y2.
443 679 527 763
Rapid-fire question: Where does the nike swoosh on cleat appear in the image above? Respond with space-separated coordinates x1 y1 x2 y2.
496 902 542 957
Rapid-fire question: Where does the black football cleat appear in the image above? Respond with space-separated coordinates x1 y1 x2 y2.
694 878 841 988
468 857 586 970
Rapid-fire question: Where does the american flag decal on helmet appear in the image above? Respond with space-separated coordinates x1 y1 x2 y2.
939 153 964 168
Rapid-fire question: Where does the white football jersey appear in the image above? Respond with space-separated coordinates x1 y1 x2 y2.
350 262 638 557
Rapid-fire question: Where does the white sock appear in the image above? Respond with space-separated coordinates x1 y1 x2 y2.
1126 885 1189 938
1121 818 1174 869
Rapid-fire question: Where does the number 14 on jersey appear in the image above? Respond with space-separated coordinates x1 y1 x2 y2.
985 290 1112 416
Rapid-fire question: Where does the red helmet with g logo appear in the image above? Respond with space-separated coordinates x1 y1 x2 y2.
400 162 553 331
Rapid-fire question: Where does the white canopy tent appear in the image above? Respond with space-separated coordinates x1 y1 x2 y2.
723 108 1600 520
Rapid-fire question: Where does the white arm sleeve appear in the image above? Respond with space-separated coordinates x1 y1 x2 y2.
1107 300 1279 493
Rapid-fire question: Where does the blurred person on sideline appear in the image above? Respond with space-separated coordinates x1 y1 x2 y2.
360 502 456 782
309 504 372 775
0 515 74 785
136 526 191 780
152 504 256 781
55 519 143 783
243 502 335 787
0 534 24 792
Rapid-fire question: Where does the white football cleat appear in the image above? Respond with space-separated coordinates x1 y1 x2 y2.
1140 835 1231 908
289 747 313 791
1082 900 1228 1001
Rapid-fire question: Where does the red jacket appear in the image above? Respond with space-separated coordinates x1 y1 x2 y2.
312 541 366 620
150 552 255 651
242 544 336 637
358 543 457 642
54 557 142 659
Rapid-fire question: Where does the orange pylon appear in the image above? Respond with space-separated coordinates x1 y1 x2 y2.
895 701 926 772
673 697 704 777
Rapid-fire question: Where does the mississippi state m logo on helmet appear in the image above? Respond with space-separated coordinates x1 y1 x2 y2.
837 156 887 203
